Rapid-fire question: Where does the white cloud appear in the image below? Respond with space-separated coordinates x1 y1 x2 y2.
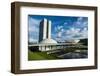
29 26 38 32
53 17 88 42
29 37 38 43
29 17 40 26
73 17 88 28
64 22 68 25
58 26 63 30
57 32 62 38
83 21 88 27
55 25 65 38
66 28 80 35
77 17 83 21
28 17 41 32
80 27 88 38
54 25 63 32
65 27 88 40
54 27 88 42
28 17 41 43
74 17 83 25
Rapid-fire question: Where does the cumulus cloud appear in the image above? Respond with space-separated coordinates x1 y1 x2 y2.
77 17 83 21
54 25 65 38
66 27 80 35
29 37 38 43
28 17 41 32
29 17 40 26
28 17 41 43
54 26 88 42
57 32 62 38
73 17 88 28
54 25 63 32
66 27 88 39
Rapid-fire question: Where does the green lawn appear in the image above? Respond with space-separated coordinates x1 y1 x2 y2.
28 50 57 60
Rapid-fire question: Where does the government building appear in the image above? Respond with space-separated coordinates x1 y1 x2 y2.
29 18 80 51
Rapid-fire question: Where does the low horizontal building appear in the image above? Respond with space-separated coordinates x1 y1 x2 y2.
28 43 83 51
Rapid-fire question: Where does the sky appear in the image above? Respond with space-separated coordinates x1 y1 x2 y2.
28 15 88 43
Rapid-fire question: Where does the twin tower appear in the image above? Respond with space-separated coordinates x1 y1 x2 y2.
39 18 57 44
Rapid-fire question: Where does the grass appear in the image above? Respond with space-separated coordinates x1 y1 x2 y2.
28 50 57 60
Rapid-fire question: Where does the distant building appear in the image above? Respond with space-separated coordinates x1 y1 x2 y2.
65 39 80 43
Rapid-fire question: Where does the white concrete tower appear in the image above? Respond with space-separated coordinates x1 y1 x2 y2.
39 18 47 42
43 18 47 39
39 18 57 44
47 20 51 39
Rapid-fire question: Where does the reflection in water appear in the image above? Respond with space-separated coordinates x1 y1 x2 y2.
47 49 88 59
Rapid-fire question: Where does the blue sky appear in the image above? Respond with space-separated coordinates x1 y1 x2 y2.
28 15 88 43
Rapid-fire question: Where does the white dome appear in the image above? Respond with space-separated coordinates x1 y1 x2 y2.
66 39 80 43
40 39 57 44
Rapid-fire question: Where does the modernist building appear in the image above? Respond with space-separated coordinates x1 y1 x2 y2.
38 18 58 51
39 18 57 44
29 18 80 51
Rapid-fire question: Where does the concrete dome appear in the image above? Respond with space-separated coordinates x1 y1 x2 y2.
40 39 57 44
66 39 80 43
